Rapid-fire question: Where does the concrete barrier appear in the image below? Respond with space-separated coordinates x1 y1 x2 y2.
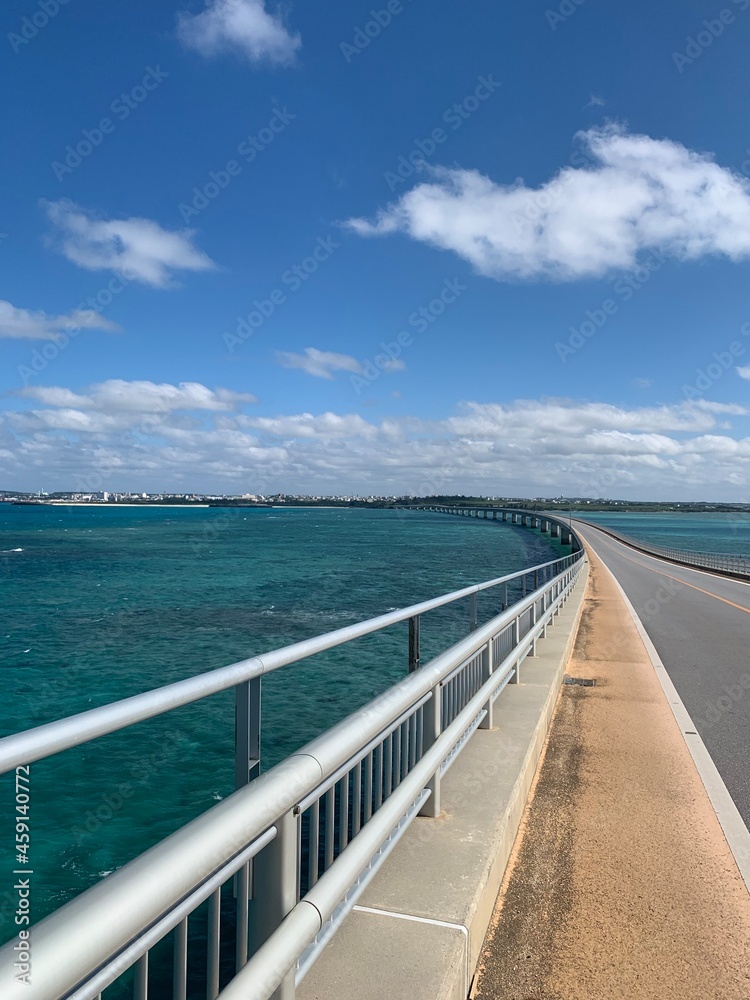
298 558 589 1000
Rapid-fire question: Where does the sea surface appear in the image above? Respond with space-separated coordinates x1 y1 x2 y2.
577 510 750 556
0 504 563 937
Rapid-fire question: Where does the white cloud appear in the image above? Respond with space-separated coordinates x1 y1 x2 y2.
42 200 216 288
19 380 255 415
277 348 364 379
177 0 301 65
2 388 750 498
737 365 750 381
0 299 117 340
346 126 750 281
634 377 652 389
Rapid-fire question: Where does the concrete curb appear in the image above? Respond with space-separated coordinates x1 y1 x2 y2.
298 557 590 1000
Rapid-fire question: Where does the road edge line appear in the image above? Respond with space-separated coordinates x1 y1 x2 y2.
585 535 750 894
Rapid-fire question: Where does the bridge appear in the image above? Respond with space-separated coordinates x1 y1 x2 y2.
0 507 748 999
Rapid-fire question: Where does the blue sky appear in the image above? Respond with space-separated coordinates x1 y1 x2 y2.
2 0 750 498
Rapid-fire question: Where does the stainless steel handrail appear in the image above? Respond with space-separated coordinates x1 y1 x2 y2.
0 553 576 775
0 546 584 1000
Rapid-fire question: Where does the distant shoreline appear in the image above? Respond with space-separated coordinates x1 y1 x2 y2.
11 502 212 508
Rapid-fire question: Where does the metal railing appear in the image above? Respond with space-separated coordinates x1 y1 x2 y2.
0 515 584 1000
574 518 750 579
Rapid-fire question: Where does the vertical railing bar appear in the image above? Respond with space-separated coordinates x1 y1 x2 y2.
374 743 383 810
134 952 148 1000
401 718 409 778
352 761 362 836
308 799 320 888
364 750 374 822
337 774 350 853
324 786 335 871
173 917 188 1000
384 734 393 798
207 886 221 1000
235 862 249 972
394 723 402 787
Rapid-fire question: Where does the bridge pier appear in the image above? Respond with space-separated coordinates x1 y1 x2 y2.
541 519 549 533
551 523 560 538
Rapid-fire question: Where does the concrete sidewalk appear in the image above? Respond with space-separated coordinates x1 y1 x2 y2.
471 548 750 1000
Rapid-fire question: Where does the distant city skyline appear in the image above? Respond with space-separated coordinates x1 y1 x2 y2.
2 2 750 500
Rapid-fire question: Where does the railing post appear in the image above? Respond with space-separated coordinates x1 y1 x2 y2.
469 592 478 633
502 582 508 611
530 601 538 656
249 809 300 999
408 614 421 673
479 639 494 729
235 677 261 790
419 683 442 817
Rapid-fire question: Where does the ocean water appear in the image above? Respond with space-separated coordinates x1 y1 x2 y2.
578 511 750 556
0 505 563 937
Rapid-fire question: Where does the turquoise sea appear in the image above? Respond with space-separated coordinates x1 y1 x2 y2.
578 510 750 556
0 504 563 939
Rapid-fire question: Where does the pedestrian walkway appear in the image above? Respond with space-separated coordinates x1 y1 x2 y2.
471 548 750 1000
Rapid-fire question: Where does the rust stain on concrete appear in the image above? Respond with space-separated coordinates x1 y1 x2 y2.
471 550 750 1000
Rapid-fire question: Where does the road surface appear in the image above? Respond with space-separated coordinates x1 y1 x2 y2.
573 519 750 827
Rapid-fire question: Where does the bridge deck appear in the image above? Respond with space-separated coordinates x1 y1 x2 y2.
472 544 750 1000
575 520 750 827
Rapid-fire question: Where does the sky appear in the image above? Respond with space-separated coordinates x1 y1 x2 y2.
2 0 750 499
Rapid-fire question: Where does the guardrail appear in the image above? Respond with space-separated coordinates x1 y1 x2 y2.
0 512 584 1000
573 518 750 579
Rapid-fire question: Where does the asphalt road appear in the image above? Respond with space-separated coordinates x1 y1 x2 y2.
572 519 750 829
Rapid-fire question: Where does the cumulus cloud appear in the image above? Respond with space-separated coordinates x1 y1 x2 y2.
346 126 750 281
177 0 301 65
0 299 117 340
42 200 216 288
737 365 750 381
2 388 750 498
277 348 364 379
